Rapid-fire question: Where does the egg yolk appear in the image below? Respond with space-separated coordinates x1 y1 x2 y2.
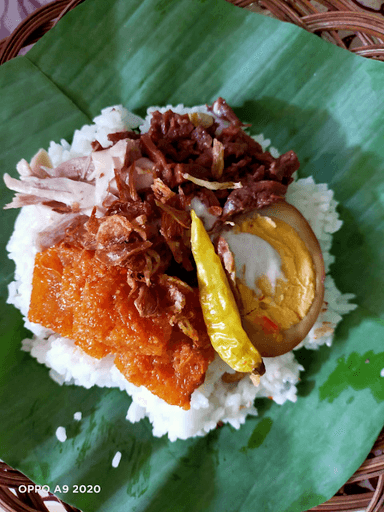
223 214 316 339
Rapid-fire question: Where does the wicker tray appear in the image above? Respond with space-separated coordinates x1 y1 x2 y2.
0 1 383 511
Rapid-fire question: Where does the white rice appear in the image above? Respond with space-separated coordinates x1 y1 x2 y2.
111 451 122 468
6 104 357 441
55 426 67 443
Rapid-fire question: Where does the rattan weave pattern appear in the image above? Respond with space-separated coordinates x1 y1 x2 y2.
234 0 384 59
0 1 383 512
0 0 85 64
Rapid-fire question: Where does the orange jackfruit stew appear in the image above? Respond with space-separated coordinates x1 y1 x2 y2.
29 243 214 409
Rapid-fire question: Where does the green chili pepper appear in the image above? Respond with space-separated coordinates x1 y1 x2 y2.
190 210 264 375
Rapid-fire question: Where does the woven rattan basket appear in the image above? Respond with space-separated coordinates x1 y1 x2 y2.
0 1 383 511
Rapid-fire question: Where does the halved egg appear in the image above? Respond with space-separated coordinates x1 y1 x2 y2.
219 201 325 357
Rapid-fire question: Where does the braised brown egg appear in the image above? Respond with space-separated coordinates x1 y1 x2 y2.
220 201 325 357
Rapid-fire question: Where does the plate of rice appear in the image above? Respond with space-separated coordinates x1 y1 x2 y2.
4 100 357 442
1 0 384 511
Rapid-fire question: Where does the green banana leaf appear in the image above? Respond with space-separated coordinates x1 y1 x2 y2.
1 1 384 511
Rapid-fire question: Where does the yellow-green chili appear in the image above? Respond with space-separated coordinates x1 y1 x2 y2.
190 210 264 374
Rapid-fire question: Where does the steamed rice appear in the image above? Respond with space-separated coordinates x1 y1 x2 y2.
6 104 357 441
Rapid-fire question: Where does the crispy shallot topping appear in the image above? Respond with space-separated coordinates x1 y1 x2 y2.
36 214 88 251
182 173 242 191
211 139 225 180
216 236 244 312
134 283 160 317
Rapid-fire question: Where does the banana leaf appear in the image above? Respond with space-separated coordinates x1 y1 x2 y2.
1 1 384 511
